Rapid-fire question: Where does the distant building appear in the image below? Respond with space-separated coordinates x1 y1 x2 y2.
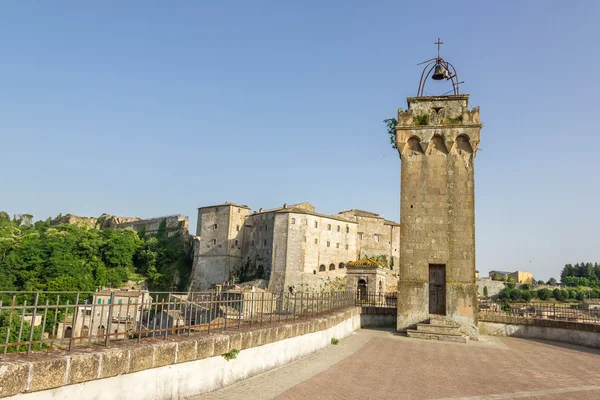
489 270 533 285
190 202 400 293
57 289 151 340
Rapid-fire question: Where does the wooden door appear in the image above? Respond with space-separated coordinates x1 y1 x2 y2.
429 264 446 315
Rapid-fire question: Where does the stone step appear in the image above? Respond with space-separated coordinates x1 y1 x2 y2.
429 315 460 327
406 330 468 344
416 323 461 335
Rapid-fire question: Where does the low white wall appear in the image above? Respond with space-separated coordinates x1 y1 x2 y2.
10 314 361 400
479 321 600 348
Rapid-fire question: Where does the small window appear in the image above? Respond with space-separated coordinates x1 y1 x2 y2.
346 226 349 233
327 224 331 230
329 263 335 271
336 243 339 249
235 240 238 247
212 239 217 245
291 218 296 224
375 234 380 243
303 236 307 242
339 262 345 269
108 299 112 305
314 221 318 228
358 233 363 240
216 207 219 212
118 299 122 305
313 270 317 274
337 225 340 232
314 238 318 244
263 240 267 246
236 225 240 232
97 299 102 305
213 224 217 229
345 244 349 250
319 265 326 272
327 241 330 247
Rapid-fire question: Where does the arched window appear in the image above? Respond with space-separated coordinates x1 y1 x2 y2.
319 265 326 272
339 263 345 269
64 326 73 338
329 263 335 271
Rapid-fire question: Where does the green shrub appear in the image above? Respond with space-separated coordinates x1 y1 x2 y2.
331 338 339 345
222 349 240 361
553 288 565 301
537 288 552 300
508 289 522 301
483 286 488 298
521 284 530 291
521 290 533 302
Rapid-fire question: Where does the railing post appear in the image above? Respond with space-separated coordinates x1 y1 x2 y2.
105 292 115 346
68 292 80 352
27 293 40 355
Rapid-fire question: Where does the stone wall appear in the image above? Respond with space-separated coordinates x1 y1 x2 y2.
477 279 506 300
479 312 600 349
0 308 361 399
115 215 188 237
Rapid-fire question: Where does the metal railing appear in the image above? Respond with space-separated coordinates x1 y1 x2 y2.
355 292 397 308
0 289 376 356
479 301 600 325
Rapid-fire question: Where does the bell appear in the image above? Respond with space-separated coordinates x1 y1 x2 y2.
431 64 445 80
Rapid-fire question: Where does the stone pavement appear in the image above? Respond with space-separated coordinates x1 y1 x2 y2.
192 328 600 400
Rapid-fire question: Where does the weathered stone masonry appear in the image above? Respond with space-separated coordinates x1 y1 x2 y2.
396 95 482 338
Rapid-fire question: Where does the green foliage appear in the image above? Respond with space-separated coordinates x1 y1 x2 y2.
546 277 558 286
483 286 488 298
331 338 339 345
507 276 516 284
505 282 516 290
0 213 191 294
520 290 533 302
521 284 530 291
222 348 240 361
442 115 463 125
537 288 552 300
383 118 398 150
553 288 565 301
0 311 44 352
412 114 429 126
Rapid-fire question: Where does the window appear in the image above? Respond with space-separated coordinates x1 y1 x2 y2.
327 241 330 247
329 263 335 271
303 236 307 242
345 244 349 250
313 270 317 274
97 299 102 305
314 221 318 228
236 225 240 232
339 262 345 269
213 224 217 229
118 299 122 305
212 239 216 245
346 226 349 233
215 207 219 212
327 224 331 231
263 240 267 246
319 265 326 272
235 240 238 247
375 234 380 243
314 238 318 244
337 225 340 232
108 299 112 305
291 218 296 224
336 243 339 249
358 233 363 240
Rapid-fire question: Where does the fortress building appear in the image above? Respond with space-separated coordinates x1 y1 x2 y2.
190 202 399 293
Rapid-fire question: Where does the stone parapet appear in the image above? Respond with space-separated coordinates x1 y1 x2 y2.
0 307 361 398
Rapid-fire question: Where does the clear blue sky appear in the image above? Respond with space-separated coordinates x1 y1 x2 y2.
1 1 598 280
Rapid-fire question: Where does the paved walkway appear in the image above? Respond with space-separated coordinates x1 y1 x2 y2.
192 329 600 400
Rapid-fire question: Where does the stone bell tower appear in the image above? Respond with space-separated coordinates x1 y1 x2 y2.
396 41 482 339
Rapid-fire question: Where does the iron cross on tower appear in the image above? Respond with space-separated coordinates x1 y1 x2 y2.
435 38 443 59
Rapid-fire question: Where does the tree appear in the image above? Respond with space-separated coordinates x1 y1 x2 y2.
537 280 545 285
537 288 552 300
546 277 557 286
521 290 533 302
553 288 565 301
483 286 488 298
